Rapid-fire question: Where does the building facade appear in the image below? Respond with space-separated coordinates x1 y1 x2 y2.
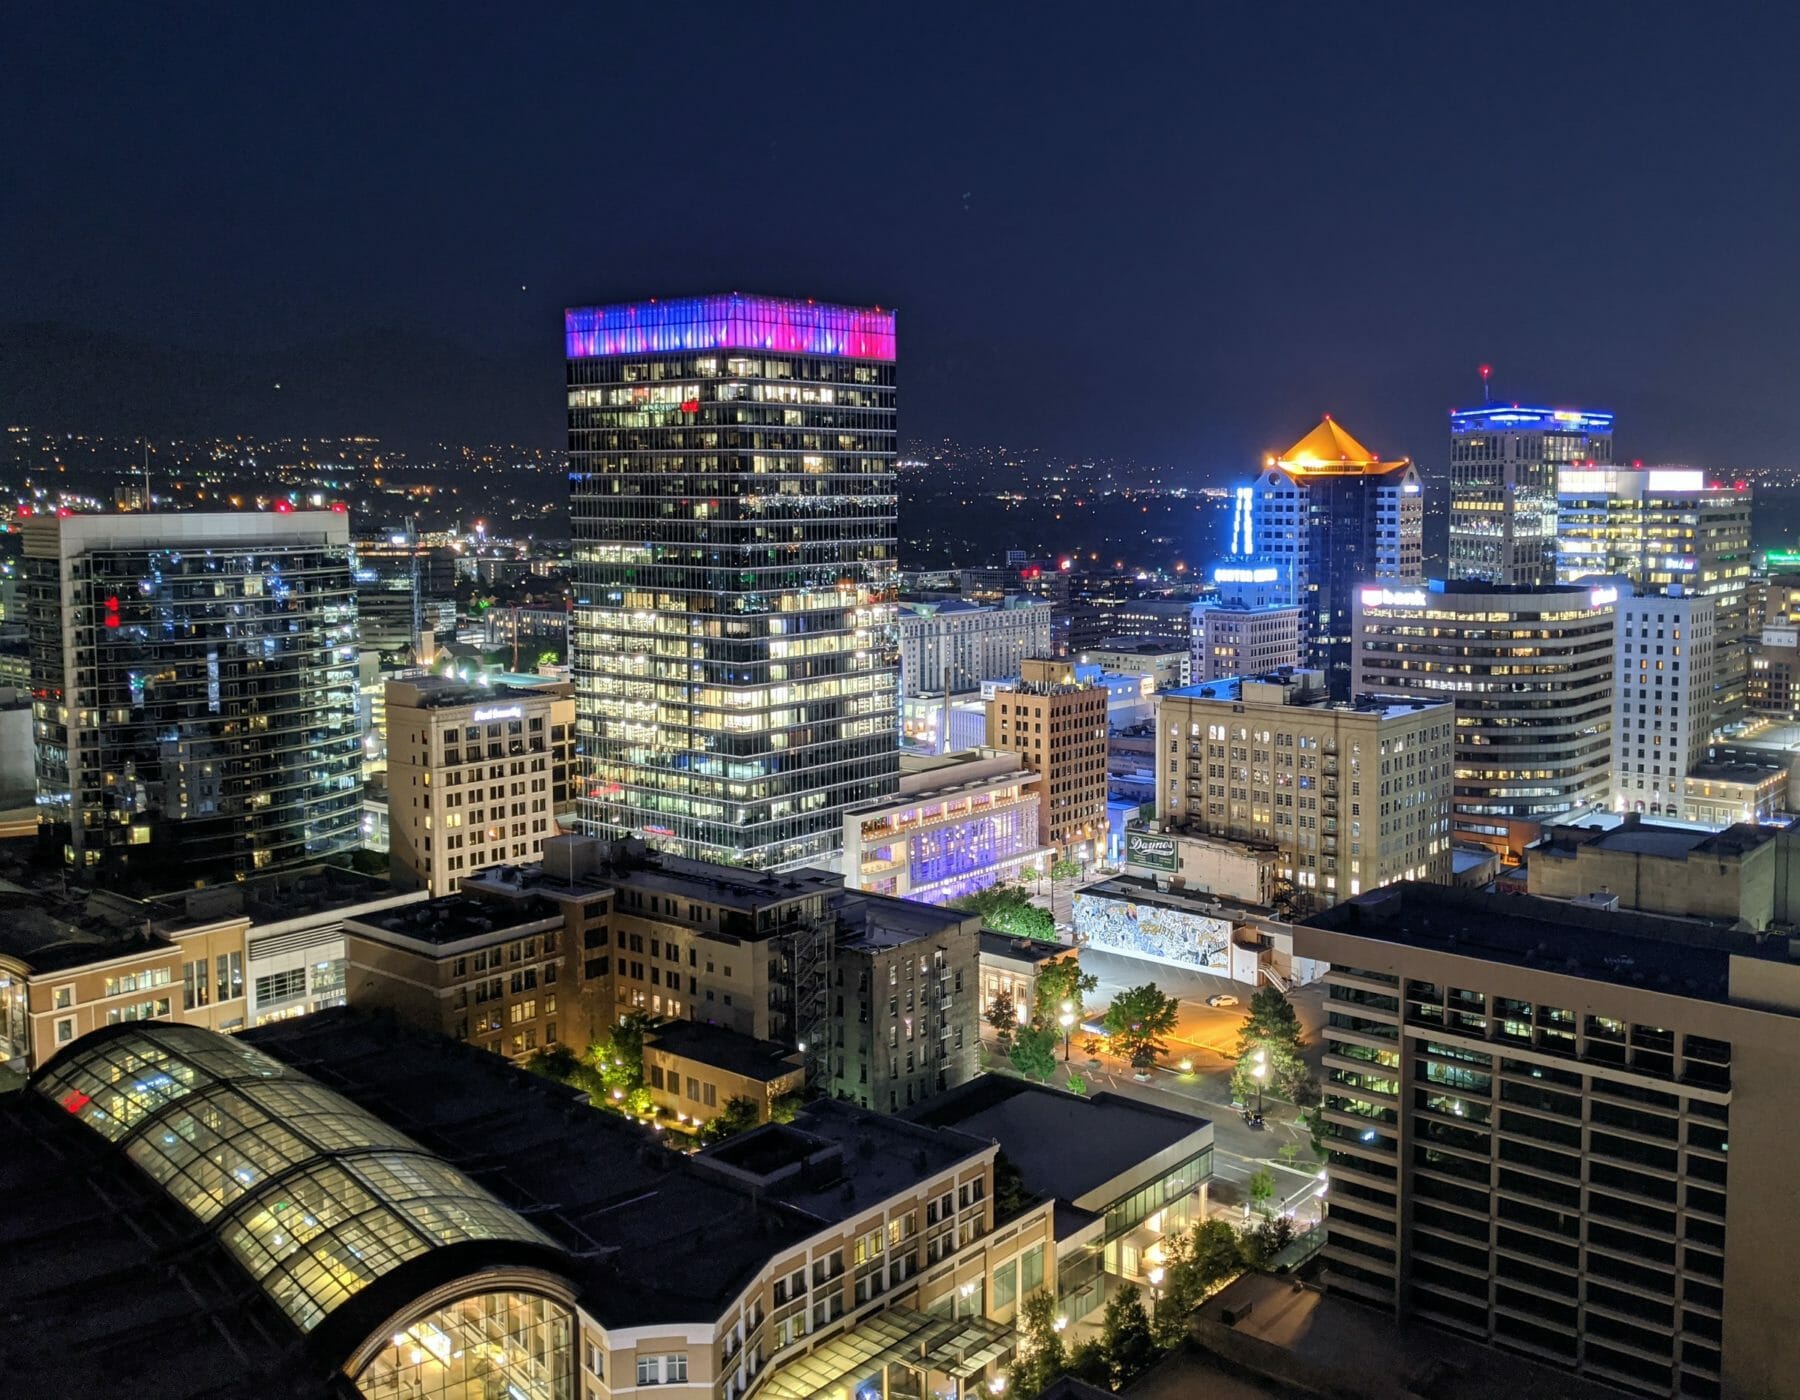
985 659 1109 860
1353 581 1618 856
1189 601 1303 683
1302 882 1800 1400
898 596 1053 698
567 293 900 869
1613 591 1715 819
1079 637 1192 691
25 511 361 883
1747 571 1800 717
385 674 577 896
1448 405 1613 586
1230 418 1424 696
1558 466 1753 731
843 749 1050 904
1155 669 1454 907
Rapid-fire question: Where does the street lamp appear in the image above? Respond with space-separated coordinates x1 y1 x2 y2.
1251 1047 1267 1119
1058 1000 1075 1062
1146 1265 1165 1324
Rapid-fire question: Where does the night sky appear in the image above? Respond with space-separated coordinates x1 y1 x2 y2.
7 2 1800 474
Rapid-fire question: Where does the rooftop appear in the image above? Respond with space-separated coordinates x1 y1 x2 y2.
388 673 569 709
978 930 1073 967
1270 417 1409 476
565 293 896 363
1085 636 1189 656
147 863 412 934
1164 669 1450 720
907 1076 1210 1224
645 1021 804 1084
1304 882 1789 1004
1534 816 1779 863
833 889 976 952
343 892 561 947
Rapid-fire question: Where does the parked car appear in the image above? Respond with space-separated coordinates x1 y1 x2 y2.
1206 993 1240 1008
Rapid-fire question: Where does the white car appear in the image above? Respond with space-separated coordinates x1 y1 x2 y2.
1206 993 1240 1008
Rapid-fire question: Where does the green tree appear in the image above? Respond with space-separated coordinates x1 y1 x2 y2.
1236 985 1305 1058
597 1011 653 1095
700 1095 761 1144
1064 1071 1087 1096
1049 856 1082 884
536 648 561 669
1233 986 1313 1103
1009 1291 1067 1399
524 1044 606 1105
986 988 1018 1052
1102 983 1181 1072
1231 1037 1309 1106
1065 1339 1110 1386
769 1091 803 1124
1240 1215 1296 1270
1032 955 1097 1029
1100 1282 1158 1387
953 884 1058 942
1153 1219 1245 1344
1247 1167 1277 1218
1009 1023 1060 1081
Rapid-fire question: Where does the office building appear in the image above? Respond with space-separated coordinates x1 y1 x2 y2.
843 748 1050 904
1448 404 1614 586
1613 590 1715 819
567 292 899 869
25 511 361 884
6 1011 1048 1400
1232 418 1423 695
1528 816 1789 928
1155 668 1453 906
986 659 1109 860
642 1019 805 1129
827 890 982 1113
898 596 1053 698
1683 745 1795 827
1078 636 1191 691
1747 569 1800 717
1353 581 1618 857
1559 466 1753 730
385 673 577 896
1189 600 1303 683
1302 881 1800 1399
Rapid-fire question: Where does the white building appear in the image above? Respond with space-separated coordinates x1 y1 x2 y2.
1079 636 1192 691
1189 601 1302 682
897 596 1054 698
842 748 1051 904
1613 589 1716 819
386 674 576 896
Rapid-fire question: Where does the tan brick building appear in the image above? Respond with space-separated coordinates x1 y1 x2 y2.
986 658 1109 860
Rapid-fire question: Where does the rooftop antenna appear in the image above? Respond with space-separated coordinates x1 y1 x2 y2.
1479 364 1492 405
141 438 152 509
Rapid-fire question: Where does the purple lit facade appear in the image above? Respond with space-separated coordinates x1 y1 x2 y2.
566 294 896 362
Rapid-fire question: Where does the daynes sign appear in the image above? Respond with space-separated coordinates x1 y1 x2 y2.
1126 830 1178 871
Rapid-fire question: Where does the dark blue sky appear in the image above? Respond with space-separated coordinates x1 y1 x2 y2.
7 2 1800 472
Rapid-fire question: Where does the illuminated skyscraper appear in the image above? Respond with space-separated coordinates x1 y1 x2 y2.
1230 417 1423 696
25 511 361 883
1448 403 1613 586
566 294 899 868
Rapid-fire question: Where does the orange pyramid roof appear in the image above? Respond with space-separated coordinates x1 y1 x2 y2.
1272 417 1410 475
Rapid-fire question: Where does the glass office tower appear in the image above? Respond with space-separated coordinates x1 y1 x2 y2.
566 293 899 868
1448 405 1613 586
25 512 361 884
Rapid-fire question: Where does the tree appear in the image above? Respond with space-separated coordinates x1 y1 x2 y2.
1050 856 1082 884
1231 1037 1309 1107
993 1151 1036 1221
1032 955 1097 1029
1240 1214 1296 1270
1233 986 1312 1103
524 1044 606 1106
1009 1291 1067 1399
1102 983 1181 1072
952 884 1058 942
1065 1339 1110 1387
1153 1219 1246 1344
1247 1167 1277 1218
1236 986 1305 1059
1100 1282 1158 1387
986 989 1018 1052
1064 1071 1087 1096
1009 1023 1060 1082
769 1091 803 1124
597 1011 653 1095
700 1095 761 1144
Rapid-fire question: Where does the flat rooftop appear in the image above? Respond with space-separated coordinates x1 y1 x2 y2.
1534 818 1778 863
1087 636 1188 655
1304 882 1786 1004
467 841 843 918
907 1077 1210 1219
344 892 560 946
147 863 409 933
833 889 975 951
978 930 1072 967
646 1020 802 1083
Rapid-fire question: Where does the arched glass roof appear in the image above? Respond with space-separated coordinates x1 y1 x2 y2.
33 1023 556 1335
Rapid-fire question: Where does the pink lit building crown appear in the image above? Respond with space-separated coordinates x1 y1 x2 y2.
566 293 895 361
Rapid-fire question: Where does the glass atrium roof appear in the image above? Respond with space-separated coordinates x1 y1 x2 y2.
34 1024 555 1334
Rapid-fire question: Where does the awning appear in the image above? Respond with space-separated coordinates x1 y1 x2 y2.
759 1306 1016 1400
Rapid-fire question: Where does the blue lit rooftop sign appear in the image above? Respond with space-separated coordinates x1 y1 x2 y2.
1450 406 1614 433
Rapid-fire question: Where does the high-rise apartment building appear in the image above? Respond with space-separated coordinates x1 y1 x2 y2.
1155 669 1453 906
1613 590 1715 819
1232 418 1423 696
1748 569 1800 717
1189 600 1303 682
897 596 1053 698
1302 881 1800 1400
25 512 361 883
986 659 1108 859
1353 581 1618 857
1559 467 1752 731
566 293 899 869
385 674 577 896
1448 405 1614 586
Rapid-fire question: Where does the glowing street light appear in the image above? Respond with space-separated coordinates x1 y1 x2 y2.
1058 1000 1075 1062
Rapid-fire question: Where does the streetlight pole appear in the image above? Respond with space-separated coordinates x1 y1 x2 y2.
1059 1000 1075 1062
1146 1266 1165 1325
1251 1047 1267 1120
